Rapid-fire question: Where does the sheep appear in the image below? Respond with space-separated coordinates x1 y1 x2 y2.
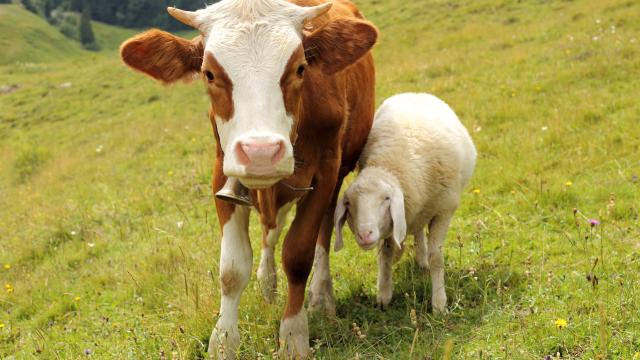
334 92 477 313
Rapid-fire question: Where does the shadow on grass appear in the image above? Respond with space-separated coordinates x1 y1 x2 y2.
309 258 526 357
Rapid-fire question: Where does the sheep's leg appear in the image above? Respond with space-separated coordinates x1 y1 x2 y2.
377 238 395 308
414 228 429 272
428 213 452 314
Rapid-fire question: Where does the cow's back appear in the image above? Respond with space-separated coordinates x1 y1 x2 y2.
290 0 365 20
293 0 375 171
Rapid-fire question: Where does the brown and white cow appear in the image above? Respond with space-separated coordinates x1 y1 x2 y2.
120 0 376 357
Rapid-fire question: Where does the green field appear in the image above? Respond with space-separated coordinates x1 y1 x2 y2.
1 0 639 358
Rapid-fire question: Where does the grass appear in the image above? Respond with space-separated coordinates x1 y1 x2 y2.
0 4 138 64
1 0 639 358
0 5 84 65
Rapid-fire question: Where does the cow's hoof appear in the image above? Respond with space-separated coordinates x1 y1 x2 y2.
257 264 277 303
207 323 240 360
279 309 310 359
308 276 336 317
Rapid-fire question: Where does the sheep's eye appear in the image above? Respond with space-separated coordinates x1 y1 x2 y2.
385 196 391 201
344 201 350 207
296 64 306 78
204 70 215 82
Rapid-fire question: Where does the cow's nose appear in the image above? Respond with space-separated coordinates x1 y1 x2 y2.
236 138 285 166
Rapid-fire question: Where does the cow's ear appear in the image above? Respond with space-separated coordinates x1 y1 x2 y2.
303 18 377 75
120 29 204 83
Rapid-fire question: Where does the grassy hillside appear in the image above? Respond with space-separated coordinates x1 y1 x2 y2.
0 4 136 64
1 0 639 358
91 20 137 51
0 4 84 65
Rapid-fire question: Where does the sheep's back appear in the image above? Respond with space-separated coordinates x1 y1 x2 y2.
360 93 477 230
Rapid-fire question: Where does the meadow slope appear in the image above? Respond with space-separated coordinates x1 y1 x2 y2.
0 5 84 65
1 0 639 358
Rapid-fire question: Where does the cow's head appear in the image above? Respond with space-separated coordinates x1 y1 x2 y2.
120 0 377 188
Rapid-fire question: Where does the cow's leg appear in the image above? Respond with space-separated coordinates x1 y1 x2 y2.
208 157 253 359
414 227 429 272
427 213 452 314
280 166 340 357
208 205 251 359
308 176 343 317
257 203 293 303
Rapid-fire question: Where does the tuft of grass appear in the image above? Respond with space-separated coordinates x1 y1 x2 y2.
0 0 639 358
13 144 50 183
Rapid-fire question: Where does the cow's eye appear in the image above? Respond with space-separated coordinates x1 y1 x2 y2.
344 200 350 207
204 70 215 82
296 64 306 78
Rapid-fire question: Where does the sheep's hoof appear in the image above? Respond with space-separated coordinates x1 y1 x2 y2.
375 302 387 311
431 293 447 314
376 293 392 310
432 306 448 315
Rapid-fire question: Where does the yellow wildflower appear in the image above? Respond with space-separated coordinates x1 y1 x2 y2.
510 190 516 195
0 323 4 329
633 352 639 360
168 170 174 176
472 189 481 195
74 296 81 301
565 181 573 187
554 318 568 329
3 264 9 270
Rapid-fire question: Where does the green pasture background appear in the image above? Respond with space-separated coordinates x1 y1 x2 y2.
1 0 639 358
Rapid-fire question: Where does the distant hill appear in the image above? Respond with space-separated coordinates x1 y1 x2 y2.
1 0 639 358
91 19 136 51
0 4 84 65
0 4 138 64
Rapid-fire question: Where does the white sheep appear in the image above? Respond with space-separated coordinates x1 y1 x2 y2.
334 93 477 313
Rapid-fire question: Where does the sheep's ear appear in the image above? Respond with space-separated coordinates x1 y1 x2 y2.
334 197 348 252
390 188 406 248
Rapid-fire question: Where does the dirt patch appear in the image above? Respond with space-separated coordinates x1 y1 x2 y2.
0 84 20 95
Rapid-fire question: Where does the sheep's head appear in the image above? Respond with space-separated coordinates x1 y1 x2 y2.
334 171 406 251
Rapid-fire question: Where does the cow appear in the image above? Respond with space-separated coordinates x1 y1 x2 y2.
119 0 377 357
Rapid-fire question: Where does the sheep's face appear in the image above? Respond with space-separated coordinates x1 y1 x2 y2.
345 181 393 249
334 176 407 252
